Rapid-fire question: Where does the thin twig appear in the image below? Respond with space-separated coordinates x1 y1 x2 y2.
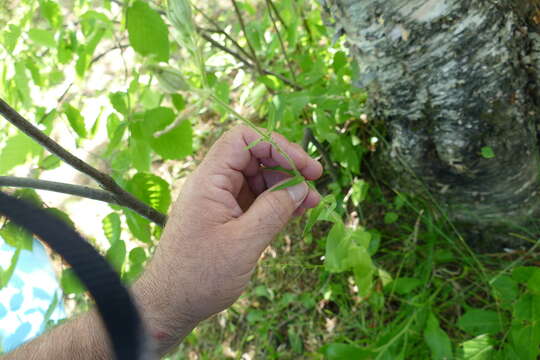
265 0 297 83
90 44 130 66
267 0 288 31
0 176 120 205
199 32 302 89
0 98 167 227
303 128 340 184
193 4 254 62
230 0 263 75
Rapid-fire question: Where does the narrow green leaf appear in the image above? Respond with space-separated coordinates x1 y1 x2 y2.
271 176 304 192
244 138 264 150
127 1 170 61
64 104 87 138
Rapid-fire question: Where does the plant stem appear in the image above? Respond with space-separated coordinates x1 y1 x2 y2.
230 0 263 76
0 176 121 205
0 98 167 227
265 0 297 83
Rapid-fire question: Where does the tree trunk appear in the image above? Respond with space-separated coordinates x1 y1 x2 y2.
326 0 540 250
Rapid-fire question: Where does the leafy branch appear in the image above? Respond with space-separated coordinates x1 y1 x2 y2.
0 98 167 227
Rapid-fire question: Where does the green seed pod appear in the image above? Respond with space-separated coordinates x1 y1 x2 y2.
148 65 190 93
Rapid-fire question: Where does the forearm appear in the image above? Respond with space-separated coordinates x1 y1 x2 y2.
2 282 198 359
3 310 110 360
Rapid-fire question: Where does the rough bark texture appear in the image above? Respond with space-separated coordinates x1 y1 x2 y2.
326 0 540 250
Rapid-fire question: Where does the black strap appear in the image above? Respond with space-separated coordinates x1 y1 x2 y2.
0 192 153 359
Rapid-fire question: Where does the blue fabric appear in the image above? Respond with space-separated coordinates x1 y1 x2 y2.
0 237 66 353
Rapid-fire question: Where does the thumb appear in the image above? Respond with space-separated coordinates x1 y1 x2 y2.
238 180 309 247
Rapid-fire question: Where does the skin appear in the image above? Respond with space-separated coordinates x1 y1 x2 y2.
3 125 323 359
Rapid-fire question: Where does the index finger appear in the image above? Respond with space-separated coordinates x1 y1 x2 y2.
205 125 323 180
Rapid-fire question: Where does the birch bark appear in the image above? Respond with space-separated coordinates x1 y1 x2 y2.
328 0 540 249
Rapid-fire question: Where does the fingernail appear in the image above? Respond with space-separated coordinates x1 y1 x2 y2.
287 182 308 204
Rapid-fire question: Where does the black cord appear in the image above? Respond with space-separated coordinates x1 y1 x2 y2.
0 192 154 360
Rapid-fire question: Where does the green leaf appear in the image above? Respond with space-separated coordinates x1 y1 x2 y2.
14 62 31 108
0 248 21 289
351 179 369 206
303 195 338 236
61 268 85 295
125 210 151 244
28 29 56 48
168 0 197 50
26 59 43 87
350 246 374 297
40 0 63 29
424 312 453 360
385 277 423 295
102 213 121 246
528 270 540 294
109 92 128 115
271 176 305 192
512 266 538 283
321 343 376 360
481 146 495 159
171 94 185 111
127 173 171 213
129 138 151 172
127 1 170 62
2 25 21 53
39 154 61 170
325 220 350 273
64 104 87 138
461 334 493 360
151 120 193 160
491 275 519 307
458 309 504 336
106 239 126 274
384 212 399 225
143 106 176 134
0 133 42 175
106 113 125 153
129 247 147 265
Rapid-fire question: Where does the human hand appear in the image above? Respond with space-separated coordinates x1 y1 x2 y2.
133 125 323 353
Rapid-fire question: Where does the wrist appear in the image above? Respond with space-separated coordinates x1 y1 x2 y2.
132 271 199 355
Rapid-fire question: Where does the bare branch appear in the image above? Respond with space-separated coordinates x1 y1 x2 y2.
0 98 167 227
0 176 120 205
